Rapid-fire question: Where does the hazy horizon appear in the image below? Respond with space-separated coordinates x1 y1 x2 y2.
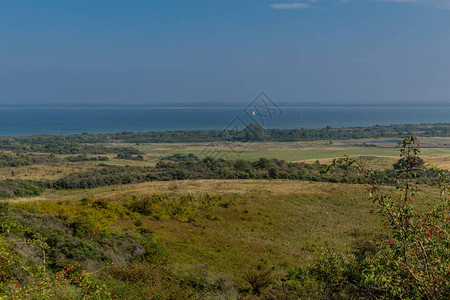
1 100 450 108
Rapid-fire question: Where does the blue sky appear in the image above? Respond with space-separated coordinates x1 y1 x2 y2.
1 0 450 105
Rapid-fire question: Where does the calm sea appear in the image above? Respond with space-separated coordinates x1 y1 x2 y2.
0 107 449 136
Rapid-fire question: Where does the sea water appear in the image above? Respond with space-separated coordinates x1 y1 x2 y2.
0 106 449 136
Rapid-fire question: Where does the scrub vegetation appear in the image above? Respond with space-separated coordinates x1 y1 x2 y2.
0 128 448 299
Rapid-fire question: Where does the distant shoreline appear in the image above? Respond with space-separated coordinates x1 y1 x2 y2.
1 122 449 139
1 106 449 137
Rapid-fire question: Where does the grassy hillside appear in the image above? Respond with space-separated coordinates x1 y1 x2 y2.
12 180 383 271
1 180 384 298
0 134 447 298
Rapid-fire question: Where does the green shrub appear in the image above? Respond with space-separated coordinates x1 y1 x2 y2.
0 180 44 198
311 136 450 299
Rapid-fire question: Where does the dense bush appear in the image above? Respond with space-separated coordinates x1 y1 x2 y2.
0 141 142 155
51 157 396 190
115 153 144 161
0 210 114 299
0 179 44 198
0 151 59 167
161 153 200 162
66 154 109 162
52 165 153 189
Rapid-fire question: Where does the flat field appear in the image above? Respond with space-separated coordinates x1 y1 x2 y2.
108 136 450 169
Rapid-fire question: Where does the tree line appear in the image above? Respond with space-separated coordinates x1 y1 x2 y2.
0 123 448 150
0 142 142 155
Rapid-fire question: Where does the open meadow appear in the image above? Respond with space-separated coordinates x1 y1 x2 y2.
109 136 450 169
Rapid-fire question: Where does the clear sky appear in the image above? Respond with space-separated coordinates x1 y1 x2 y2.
1 0 450 105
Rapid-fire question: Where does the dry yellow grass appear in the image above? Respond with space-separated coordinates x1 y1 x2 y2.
11 179 358 202
425 155 450 170
0 162 92 181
